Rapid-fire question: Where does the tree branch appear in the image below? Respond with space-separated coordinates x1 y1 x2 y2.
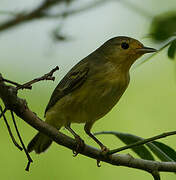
0 71 176 177
0 0 109 33
17 65 59 90
10 110 33 171
1 66 59 90
0 106 23 151
0 0 66 32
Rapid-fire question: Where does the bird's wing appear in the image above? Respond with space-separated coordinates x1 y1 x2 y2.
44 63 89 115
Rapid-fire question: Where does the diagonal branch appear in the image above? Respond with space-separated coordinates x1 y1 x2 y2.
17 66 59 90
0 107 7 119
1 66 59 90
10 110 33 171
0 0 66 32
1 78 22 87
0 106 23 151
0 72 176 176
0 0 109 33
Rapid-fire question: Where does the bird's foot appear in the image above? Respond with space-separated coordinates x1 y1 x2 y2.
96 145 110 167
72 136 85 157
100 145 109 154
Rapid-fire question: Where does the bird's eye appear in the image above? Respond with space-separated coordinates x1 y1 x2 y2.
121 42 129 50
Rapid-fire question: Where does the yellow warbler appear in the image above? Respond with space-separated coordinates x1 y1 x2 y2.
27 36 156 154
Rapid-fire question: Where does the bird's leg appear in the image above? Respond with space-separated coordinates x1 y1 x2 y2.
65 123 84 156
84 122 109 153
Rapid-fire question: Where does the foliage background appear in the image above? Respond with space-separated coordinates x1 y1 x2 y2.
0 0 176 179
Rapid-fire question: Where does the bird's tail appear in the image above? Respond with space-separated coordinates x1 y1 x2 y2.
27 132 52 154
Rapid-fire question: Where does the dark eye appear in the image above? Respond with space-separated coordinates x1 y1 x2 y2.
121 42 129 50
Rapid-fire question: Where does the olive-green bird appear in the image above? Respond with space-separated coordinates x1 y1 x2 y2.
27 36 156 154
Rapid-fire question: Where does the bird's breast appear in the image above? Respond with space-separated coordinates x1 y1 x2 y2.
76 70 130 121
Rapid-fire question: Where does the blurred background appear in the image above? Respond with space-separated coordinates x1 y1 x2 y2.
0 0 176 179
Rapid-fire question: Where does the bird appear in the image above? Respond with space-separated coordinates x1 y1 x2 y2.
27 36 156 154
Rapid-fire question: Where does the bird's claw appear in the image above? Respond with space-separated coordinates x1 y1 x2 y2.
100 145 109 155
72 150 79 157
97 160 101 167
96 145 110 167
72 136 85 157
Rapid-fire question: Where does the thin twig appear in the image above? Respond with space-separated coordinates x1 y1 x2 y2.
17 66 59 90
0 106 23 151
0 106 7 119
0 0 66 32
1 78 31 89
95 131 176 155
0 66 59 90
10 111 33 171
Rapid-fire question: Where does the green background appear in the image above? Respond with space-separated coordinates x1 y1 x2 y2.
0 0 176 179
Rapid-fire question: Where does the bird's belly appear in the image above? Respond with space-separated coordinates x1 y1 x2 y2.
83 84 126 121
46 79 128 127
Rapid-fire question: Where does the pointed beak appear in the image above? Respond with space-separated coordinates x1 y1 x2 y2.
136 47 157 54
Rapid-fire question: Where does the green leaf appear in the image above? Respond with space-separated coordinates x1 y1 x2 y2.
152 141 176 161
95 131 155 160
115 133 155 160
145 141 173 162
150 12 176 41
94 131 176 162
168 39 176 59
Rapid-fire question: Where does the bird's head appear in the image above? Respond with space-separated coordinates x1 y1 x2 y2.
99 36 156 69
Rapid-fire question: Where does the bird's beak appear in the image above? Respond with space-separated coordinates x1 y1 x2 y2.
136 47 157 54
